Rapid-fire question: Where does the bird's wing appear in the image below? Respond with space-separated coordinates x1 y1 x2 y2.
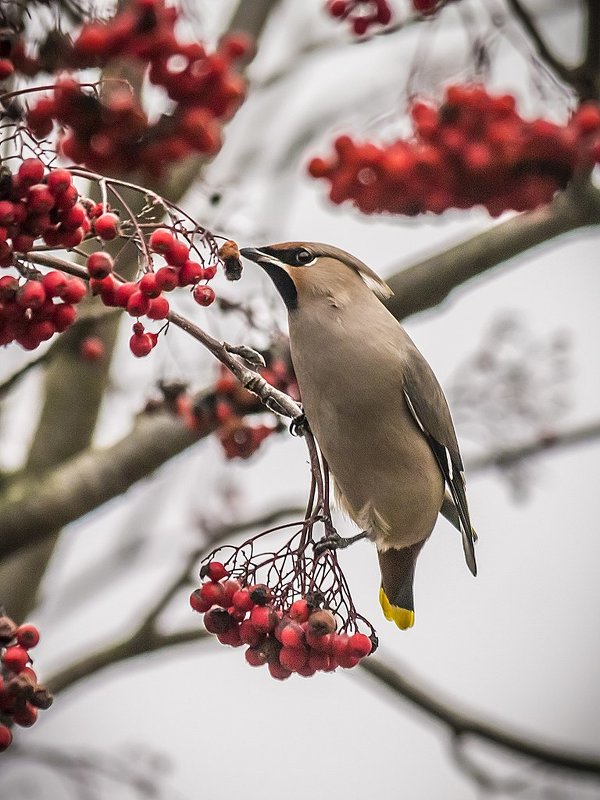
402 354 477 576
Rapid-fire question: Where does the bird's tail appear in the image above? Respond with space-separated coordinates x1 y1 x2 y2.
377 541 425 630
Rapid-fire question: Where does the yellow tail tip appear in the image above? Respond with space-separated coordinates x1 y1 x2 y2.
379 587 415 630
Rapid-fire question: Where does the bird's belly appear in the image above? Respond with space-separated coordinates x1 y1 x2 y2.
305 393 444 549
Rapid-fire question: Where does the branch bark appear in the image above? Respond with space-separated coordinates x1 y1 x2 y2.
359 657 600 776
384 177 600 321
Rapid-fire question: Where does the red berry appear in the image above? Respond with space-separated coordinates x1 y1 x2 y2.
138 273 160 297
147 295 170 319
16 624 40 648
245 646 268 666
202 264 217 280
239 620 264 646
289 599 310 623
165 240 190 267
27 184 54 213
127 290 150 317
54 185 78 211
178 260 203 286
87 251 114 278
279 646 308 672
154 267 179 292
348 632 372 658
47 169 72 194
94 212 120 240
222 579 242 607
328 0 348 18
306 631 334 653
53 303 77 331
280 621 305 649
268 662 291 681
61 278 87 304
61 204 86 230
0 58 15 80
217 625 242 647
129 332 154 357
200 581 226 607
193 285 216 307
114 282 138 307
12 233 35 252
189 588 213 613
19 158 45 185
205 561 229 582
3 645 30 673
250 605 277 634
308 650 332 672
232 589 254 614
80 336 105 361
13 702 38 727
17 281 46 309
149 228 175 253
0 201 15 225
0 724 12 752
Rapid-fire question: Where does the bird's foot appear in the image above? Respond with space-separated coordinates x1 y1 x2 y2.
289 413 309 437
314 530 367 556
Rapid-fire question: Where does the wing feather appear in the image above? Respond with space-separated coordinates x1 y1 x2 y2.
402 353 477 576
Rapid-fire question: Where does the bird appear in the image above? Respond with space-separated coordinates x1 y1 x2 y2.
240 242 477 629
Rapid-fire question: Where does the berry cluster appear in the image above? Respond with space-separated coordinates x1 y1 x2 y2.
25 0 250 175
88 226 219 357
176 352 297 459
309 85 600 216
0 615 53 753
190 562 374 679
325 0 392 35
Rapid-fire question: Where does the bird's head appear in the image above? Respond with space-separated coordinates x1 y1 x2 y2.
240 242 392 311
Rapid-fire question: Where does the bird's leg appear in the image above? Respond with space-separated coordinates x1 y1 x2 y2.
314 530 368 555
289 412 309 437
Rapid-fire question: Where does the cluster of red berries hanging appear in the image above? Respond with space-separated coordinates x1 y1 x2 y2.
325 0 392 35
309 84 600 217
89 226 220 358
190 562 375 680
176 346 298 459
0 614 53 753
0 159 91 349
21 0 250 175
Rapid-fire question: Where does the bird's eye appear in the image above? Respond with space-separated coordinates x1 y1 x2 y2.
295 249 314 266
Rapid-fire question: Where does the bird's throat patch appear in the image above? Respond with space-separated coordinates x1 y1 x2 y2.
261 262 298 310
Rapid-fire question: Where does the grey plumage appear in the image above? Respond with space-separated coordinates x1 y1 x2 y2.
240 242 477 629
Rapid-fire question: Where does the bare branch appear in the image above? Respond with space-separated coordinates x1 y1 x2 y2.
505 0 575 86
385 177 600 321
466 419 600 474
360 657 600 777
47 627 211 695
0 413 199 561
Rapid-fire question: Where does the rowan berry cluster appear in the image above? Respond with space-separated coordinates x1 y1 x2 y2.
175 351 297 459
23 0 249 175
190 562 374 679
88 226 219 357
0 614 53 753
309 85 600 216
0 159 92 348
325 0 392 35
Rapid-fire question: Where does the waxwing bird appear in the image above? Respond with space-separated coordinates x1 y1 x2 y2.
240 242 477 629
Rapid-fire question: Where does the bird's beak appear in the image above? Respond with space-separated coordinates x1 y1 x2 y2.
240 247 285 269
